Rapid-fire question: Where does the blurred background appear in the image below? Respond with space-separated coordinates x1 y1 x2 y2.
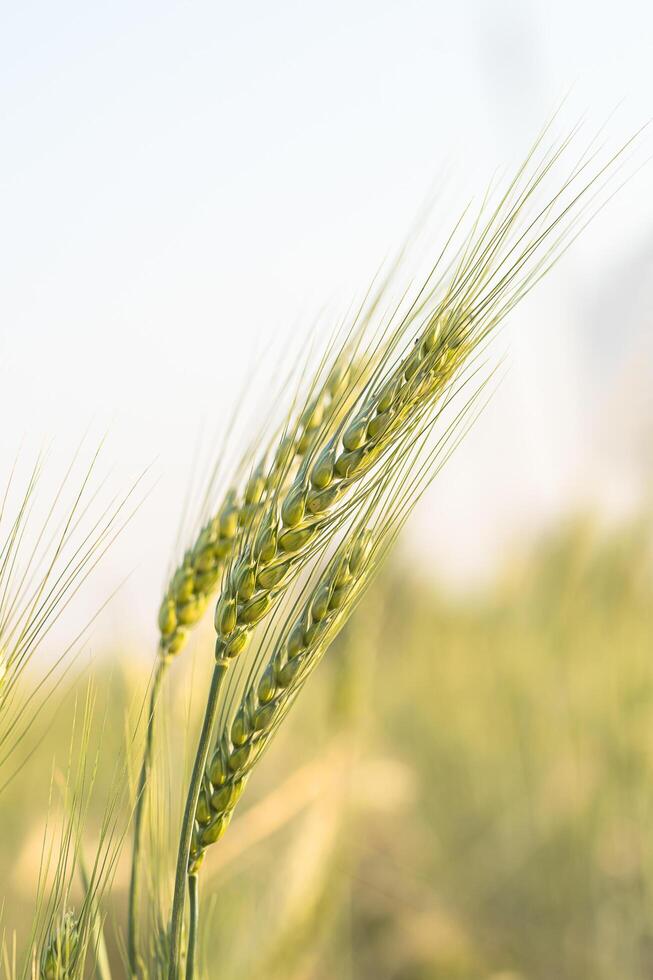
0 1 652 977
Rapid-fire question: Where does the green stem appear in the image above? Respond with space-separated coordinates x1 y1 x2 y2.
186 874 199 980
168 661 228 980
128 656 169 979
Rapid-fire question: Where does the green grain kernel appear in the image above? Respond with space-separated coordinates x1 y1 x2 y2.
215 597 237 636
311 585 331 622
421 320 441 354
404 340 424 378
329 585 348 609
235 563 256 601
199 813 231 847
335 448 364 478
326 361 349 396
304 620 327 647
287 622 307 657
301 398 324 431
177 595 206 626
231 707 249 747
257 561 290 590
196 568 221 593
194 544 216 573
229 743 254 773
244 469 265 506
225 628 249 658
158 598 177 637
277 657 303 688
278 525 316 553
239 593 272 625
342 416 368 451
281 484 306 527
211 783 235 813
310 447 334 489
307 484 343 515
257 664 276 703
219 505 239 539
230 777 247 808
377 378 400 413
172 568 194 603
208 748 227 787
254 522 277 563
165 628 187 656
349 532 372 576
254 701 278 731
367 410 392 441
333 556 351 588
196 788 212 825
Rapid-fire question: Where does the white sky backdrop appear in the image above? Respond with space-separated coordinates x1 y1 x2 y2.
0 0 651 652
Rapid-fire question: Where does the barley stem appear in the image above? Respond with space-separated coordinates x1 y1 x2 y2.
186 874 199 980
169 661 228 980
128 656 169 979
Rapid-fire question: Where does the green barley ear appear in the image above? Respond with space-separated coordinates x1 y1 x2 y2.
168 125 641 978
185 376 476 877
187 526 375 873
156 350 363 662
127 349 372 977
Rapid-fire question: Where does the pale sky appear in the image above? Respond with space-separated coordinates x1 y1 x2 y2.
1 0 651 648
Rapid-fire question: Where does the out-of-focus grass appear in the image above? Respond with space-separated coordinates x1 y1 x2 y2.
1 516 651 979
359 516 653 980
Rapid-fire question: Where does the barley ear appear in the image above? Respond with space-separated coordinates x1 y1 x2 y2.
167 129 635 979
129 356 357 976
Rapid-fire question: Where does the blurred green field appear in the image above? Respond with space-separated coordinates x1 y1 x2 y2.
2 514 652 979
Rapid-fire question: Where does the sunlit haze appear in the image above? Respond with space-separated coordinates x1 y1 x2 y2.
1 0 651 652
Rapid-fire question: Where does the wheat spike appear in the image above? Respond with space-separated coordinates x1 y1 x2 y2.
188 357 483 873
205 129 635 682
168 127 638 979
209 313 473 674
189 527 375 871
130 352 366 976
157 358 358 659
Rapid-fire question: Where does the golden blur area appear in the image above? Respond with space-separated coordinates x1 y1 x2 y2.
3 514 652 979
